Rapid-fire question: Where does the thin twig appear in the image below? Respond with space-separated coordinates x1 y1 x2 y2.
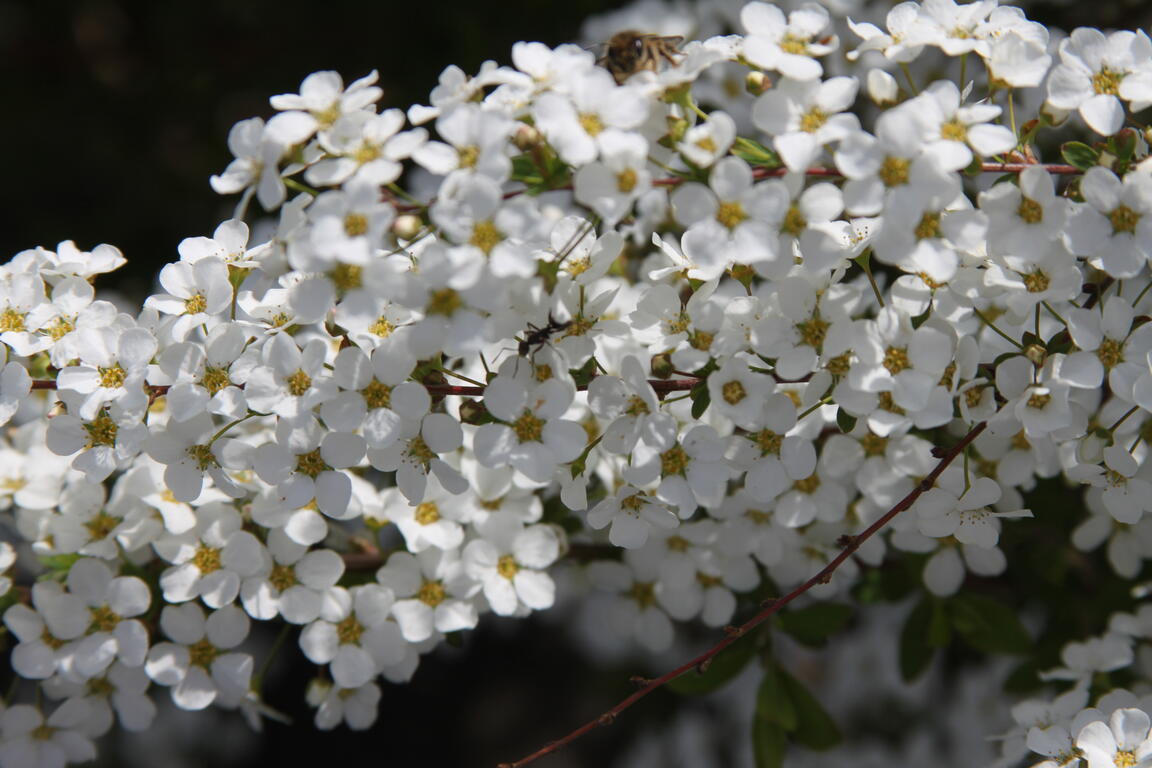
498 420 987 768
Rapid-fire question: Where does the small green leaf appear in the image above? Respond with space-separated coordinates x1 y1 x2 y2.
777 667 842 750
835 407 857 434
947 593 1031 655
690 379 711 420
1061 141 1099 170
669 631 758 695
731 136 780 167
756 663 797 731
777 602 853 647
568 356 598 388
910 307 932 329
900 596 945 681
751 718 787 768
37 553 81 580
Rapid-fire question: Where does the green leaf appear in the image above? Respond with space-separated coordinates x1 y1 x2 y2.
669 630 758 695
910 307 932 329
751 718 787 768
731 136 780 167
1061 141 1099 170
777 667 842 750
900 596 947 681
835 407 857 434
947 593 1032 655
37 553 81 580
510 154 544 185
777 603 853 648
690 379 711 420
568 356 598 388
756 663 797 731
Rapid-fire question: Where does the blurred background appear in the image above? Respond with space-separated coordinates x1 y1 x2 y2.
1 1 1150 766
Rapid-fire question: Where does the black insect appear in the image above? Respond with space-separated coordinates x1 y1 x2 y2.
518 313 572 358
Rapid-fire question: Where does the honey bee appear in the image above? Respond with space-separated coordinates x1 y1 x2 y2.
599 30 684 84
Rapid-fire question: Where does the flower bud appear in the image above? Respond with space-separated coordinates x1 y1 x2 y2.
651 353 674 379
867 69 898 106
459 398 491 425
745 71 771 96
392 214 423 241
1076 430 1109 464
513 123 543 151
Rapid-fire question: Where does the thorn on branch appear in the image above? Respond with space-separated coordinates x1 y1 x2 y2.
759 597 777 609
722 625 743 638
930 446 946 458
817 573 833 585
629 675 652 687
835 534 855 549
598 713 616 726
696 658 713 674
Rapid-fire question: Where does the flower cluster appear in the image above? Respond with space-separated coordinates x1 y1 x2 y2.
5 0 1152 764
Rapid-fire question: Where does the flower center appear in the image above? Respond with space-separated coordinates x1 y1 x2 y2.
497 554 519 579
469 219 503 254
722 380 746 405
414 502 441 525
188 638 220 669
882 346 909 374
201 365 232 395
716 200 748 229
1016 196 1043 224
1110 204 1140 235
99 363 127 389
361 379 392 409
579 113 604 137
418 580 446 607
295 449 331 479
286 369 312 397
336 614 365 645
616 168 638 193
660 444 689 476
879 156 910 187
513 409 544 442
184 293 208 315
193 544 222 574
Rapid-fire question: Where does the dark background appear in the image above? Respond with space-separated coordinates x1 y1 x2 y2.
3 1 1151 767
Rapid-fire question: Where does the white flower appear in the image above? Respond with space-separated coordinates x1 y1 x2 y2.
307 679 381 731
54 326 155 420
154 503 266 608
1046 28 1152 135
574 130 652 226
377 550 479 644
299 585 404 689
474 369 586 483
916 476 1031 547
0 701 96 768
63 558 150 679
240 529 345 624
463 514 560 616
752 76 860 173
741 2 838 81
587 356 677 455
1076 708 1152 768
1064 167 1152 279
144 603 252 711
587 485 680 549
306 109 423 187
531 68 648 166
143 257 232 341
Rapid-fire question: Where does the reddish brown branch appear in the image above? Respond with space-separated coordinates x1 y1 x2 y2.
499 420 988 768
